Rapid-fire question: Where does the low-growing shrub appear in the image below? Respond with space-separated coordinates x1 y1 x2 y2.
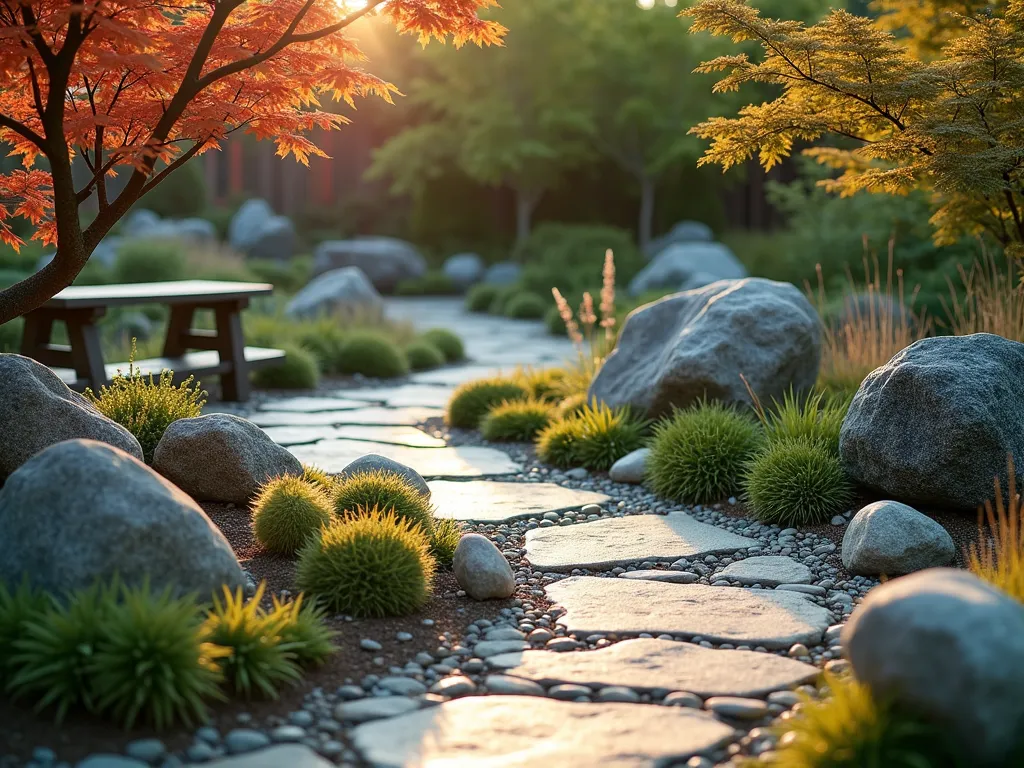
429 518 463 568
648 401 762 503
86 345 206 463
446 377 528 429
421 328 464 362
404 340 446 371
336 332 409 379
535 417 585 468
762 674 966 768
504 292 547 319
251 345 320 390
395 270 459 296
295 509 436 618
295 324 347 374
202 583 302 700
113 240 188 284
570 401 648 471
333 470 436 534
480 399 555 442
252 476 334 556
744 438 853 526
466 284 499 312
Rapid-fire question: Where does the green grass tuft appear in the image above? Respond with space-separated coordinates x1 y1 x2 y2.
744 438 853 526
0 578 48 685
268 594 338 667
758 389 851 456
504 292 548 319
556 392 589 419
480 399 555 442
648 400 762 503
336 332 409 379
446 377 528 429
404 340 446 371
570 401 649 471
333 470 436 534
295 509 436 618
421 328 465 362
466 284 499 312
301 464 337 492
535 417 585 468
428 518 463 568
252 476 334 556
518 367 568 402
251 345 320 390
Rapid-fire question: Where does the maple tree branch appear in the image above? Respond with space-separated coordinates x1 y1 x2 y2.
138 140 209 198
0 114 45 152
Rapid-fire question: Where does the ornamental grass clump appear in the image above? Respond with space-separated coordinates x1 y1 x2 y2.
0 578 47 684
968 458 1024 603
570 401 648 471
301 464 336 492
86 340 206 463
421 328 465 362
519 367 569 402
480 399 555 442
743 438 853 526
404 340 446 371
428 518 463 568
747 382 851 457
336 331 409 379
295 509 436 618
333 469 436 535
252 476 334 556
446 377 528 429
268 594 338 667
648 400 762 503
535 417 585 468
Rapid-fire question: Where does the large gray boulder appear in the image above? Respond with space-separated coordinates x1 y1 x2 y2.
312 237 426 292
122 212 217 244
153 414 302 504
841 501 955 576
286 267 383 319
483 262 522 287
589 279 821 418
840 333 1024 510
0 439 244 598
646 220 715 258
122 209 161 237
0 354 144 483
443 253 485 289
629 242 746 296
229 199 296 261
843 569 1024 765
228 198 273 249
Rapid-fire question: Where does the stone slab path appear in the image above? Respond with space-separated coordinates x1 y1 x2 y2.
486 639 819 698
525 511 757 572
332 385 454 409
429 480 610 523
261 425 445 449
289 441 522 478
547 576 832 649
718 555 813 587
349 696 736 768
251 406 444 428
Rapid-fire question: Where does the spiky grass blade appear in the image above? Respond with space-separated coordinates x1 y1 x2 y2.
968 457 1024 602
269 594 338 667
570 400 648 471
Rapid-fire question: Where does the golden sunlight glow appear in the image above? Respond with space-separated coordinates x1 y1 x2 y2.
337 0 369 12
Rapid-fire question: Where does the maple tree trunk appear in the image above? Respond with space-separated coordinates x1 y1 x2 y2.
638 176 656 252
514 189 540 247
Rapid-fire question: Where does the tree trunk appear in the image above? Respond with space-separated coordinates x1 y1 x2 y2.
638 176 656 253
514 189 540 247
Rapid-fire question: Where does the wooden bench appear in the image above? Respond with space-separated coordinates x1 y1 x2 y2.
20 280 286 402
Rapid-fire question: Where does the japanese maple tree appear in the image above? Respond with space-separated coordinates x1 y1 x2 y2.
0 0 503 324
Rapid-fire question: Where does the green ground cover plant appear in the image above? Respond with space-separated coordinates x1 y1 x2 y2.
446 377 529 429
252 476 334 556
480 399 555 442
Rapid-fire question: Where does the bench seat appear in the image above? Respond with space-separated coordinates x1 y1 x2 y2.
55 346 286 391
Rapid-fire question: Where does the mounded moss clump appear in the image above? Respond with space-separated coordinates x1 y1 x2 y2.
421 328 465 362
744 438 853 526
647 400 762 503
295 509 436 618
404 340 446 371
332 470 436 534
480 399 555 442
336 332 409 379
504 292 547 319
251 345 320 390
535 417 585 468
446 377 528 429
466 284 499 312
252 476 334 555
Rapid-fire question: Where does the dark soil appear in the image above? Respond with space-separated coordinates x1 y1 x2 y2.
0 501 526 765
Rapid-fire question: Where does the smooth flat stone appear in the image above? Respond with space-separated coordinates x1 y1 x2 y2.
473 640 528 658
704 696 770 720
410 366 511 386
251 406 443 427
349 696 735 768
258 396 370 412
618 570 698 584
335 696 420 723
608 448 649 484
263 424 445 448
776 584 826 596
717 556 813 587
429 481 610 523
525 512 757 572
335 385 454 409
547 577 831 650
289 441 521 478
204 745 334 768
484 675 547 696
485 639 818 697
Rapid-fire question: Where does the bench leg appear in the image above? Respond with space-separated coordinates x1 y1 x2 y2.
65 311 107 391
215 304 250 402
163 304 196 357
19 312 55 360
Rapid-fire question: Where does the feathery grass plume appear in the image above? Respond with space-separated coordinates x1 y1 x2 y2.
968 456 1024 603
480 399 556 442
269 594 338 667
295 508 436 618
421 328 465 362
404 340 446 371
551 250 619 388
252 476 334 556
0 578 48 683
600 249 617 345
332 469 436 534
648 400 762 503
428 518 464 568
535 417 585 468
86 340 206 463
446 376 528 429
743 438 853 526
570 400 648 471
202 582 303 700
557 392 589 419
89 581 226 730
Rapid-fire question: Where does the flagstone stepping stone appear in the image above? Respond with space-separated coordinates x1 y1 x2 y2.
250 406 443 428
429 480 610 523
525 511 757 572
335 696 420 723
262 425 444 448
485 639 819 698
288 441 521 478
258 396 370 412
547 577 831 649
618 570 698 584
334 385 455 409
717 556 813 587
349 696 736 768
204 745 334 768
410 365 510 386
